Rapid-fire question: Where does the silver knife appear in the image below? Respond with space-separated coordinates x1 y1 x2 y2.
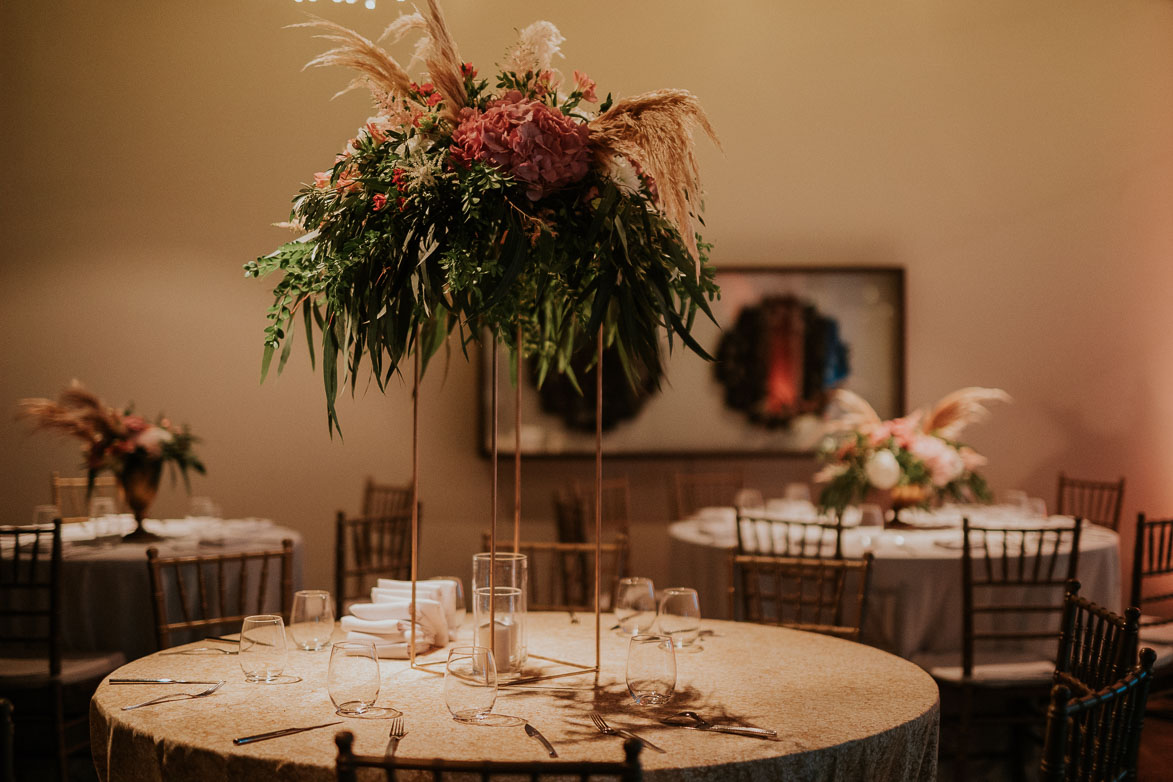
615 728 666 754
524 722 557 757
233 721 343 745
660 719 777 739
109 678 224 684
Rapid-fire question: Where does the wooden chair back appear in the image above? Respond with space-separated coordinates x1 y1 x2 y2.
728 552 874 640
1054 579 1140 697
336 730 641 782
0 698 13 782
672 471 743 519
736 510 844 559
1056 473 1125 531
1129 513 1173 627
146 541 294 650
335 509 416 615
553 490 588 543
0 521 61 676
1039 648 1156 782
961 516 1084 677
49 472 119 524
572 477 632 537
479 533 629 612
360 477 412 518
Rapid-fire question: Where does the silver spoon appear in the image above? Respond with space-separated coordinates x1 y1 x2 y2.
122 681 225 710
666 711 777 738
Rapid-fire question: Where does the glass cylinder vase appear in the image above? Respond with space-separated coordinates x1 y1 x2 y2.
473 586 525 673
472 552 527 671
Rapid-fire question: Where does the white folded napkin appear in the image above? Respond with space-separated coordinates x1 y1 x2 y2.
374 579 458 630
349 597 448 645
343 628 433 659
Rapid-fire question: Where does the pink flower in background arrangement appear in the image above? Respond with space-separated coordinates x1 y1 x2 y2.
908 434 965 487
132 426 175 458
372 193 388 211
450 90 591 201
573 70 597 103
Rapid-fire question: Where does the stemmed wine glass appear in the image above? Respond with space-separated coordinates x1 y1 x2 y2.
614 577 657 635
657 587 701 649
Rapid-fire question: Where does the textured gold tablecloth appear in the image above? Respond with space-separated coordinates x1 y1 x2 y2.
90 613 938 781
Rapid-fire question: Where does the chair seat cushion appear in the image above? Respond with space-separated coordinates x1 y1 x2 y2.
1139 617 1173 645
0 651 125 689
914 649 1055 687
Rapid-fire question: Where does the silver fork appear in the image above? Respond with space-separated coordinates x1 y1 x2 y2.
122 681 225 711
385 716 407 757
589 711 666 754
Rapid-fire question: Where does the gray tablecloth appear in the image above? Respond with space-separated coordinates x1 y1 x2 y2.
669 514 1120 659
57 518 304 659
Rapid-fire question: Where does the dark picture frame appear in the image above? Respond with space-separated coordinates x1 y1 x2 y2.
479 266 905 458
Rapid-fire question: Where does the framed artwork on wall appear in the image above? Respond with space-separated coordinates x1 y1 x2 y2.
479 266 905 457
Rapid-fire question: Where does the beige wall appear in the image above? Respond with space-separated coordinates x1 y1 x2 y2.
2 0 1171 595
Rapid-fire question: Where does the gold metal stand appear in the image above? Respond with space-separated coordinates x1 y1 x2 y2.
410 326 605 685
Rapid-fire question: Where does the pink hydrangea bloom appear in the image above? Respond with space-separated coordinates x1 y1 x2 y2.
449 90 591 201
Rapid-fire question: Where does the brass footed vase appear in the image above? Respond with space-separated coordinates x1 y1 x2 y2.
886 484 930 530
119 456 164 543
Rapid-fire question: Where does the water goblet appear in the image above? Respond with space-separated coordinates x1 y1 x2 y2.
290 589 335 651
443 645 497 723
657 587 701 648
239 614 288 682
614 577 656 636
626 634 676 705
328 641 381 715
88 497 118 538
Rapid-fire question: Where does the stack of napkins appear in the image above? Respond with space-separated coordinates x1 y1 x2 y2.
340 579 458 658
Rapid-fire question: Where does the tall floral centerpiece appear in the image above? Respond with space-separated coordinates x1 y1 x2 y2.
815 387 1009 522
19 385 205 542
245 1 720 432
248 0 719 677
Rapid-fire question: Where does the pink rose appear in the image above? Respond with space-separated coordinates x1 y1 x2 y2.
449 91 591 201
909 435 965 487
372 193 388 212
313 171 331 189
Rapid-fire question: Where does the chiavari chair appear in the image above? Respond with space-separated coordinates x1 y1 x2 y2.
335 508 417 616
1056 472 1125 531
480 533 628 612
146 540 294 649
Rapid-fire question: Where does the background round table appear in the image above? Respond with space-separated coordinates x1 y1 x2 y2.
91 613 939 781
669 512 1120 659
57 517 304 660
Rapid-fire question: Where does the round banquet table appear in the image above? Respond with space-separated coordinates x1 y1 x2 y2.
90 613 939 782
56 517 304 660
669 508 1121 659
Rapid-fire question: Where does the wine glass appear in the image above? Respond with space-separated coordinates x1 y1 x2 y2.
88 497 118 538
290 589 334 651
657 587 701 648
626 634 676 705
239 615 288 682
614 577 657 636
733 488 764 511
444 645 497 723
328 641 381 715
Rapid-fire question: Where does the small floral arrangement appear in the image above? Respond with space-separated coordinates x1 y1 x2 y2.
19 384 205 490
815 387 1010 515
245 1 719 434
